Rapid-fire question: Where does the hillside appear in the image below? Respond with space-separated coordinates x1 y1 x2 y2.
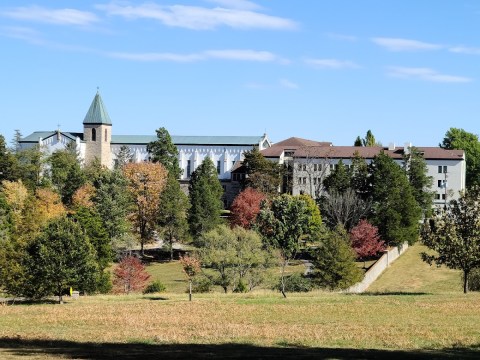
367 244 462 294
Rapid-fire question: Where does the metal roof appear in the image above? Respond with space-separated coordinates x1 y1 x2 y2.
83 92 112 125
111 135 263 145
20 131 83 143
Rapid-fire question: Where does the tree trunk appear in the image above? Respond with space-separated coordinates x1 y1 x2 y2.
464 270 469 294
141 240 144 257
280 259 287 298
189 280 192 301
169 237 174 261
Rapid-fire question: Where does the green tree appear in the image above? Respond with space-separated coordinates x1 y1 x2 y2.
371 152 421 245
323 160 351 194
114 145 134 169
199 225 270 293
15 145 45 190
363 130 377 147
147 127 182 179
0 134 18 182
421 188 480 293
256 194 309 297
440 128 480 188
311 225 363 290
298 194 323 243
22 216 99 302
10 130 23 154
354 136 363 147
404 147 434 217
188 157 224 239
48 143 86 205
157 175 190 261
242 147 282 196
350 153 372 200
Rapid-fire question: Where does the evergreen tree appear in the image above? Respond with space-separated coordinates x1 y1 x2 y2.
354 136 363 147
242 147 282 196
10 130 23 153
350 153 372 200
311 225 363 290
371 152 421 245
363 130 377 147
188 157 224 239
404 147 434 217
0 134 18 182
147 127 182 178
323 160 351 194
15 145 45 190
114 145 134 169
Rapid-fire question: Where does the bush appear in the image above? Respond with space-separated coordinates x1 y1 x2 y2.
143 280 166 294
274 273 313 293
191 276 212 293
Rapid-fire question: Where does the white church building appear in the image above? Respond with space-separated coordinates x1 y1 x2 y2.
19 91 272 184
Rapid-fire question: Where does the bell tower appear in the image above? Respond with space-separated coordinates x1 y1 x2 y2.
83 91 112 168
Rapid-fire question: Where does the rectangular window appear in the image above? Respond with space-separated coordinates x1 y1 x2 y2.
298 177 302 185
442 194 446 200
438 180 447 188
217 160 221 174
435 194 440 200
438 166 442 173
232 161 235 168
187 160 191 177
443 166 447 173
303 177 307 185
313 178 317 185
313 164 317 171
302 164 307 171
438 165 448 173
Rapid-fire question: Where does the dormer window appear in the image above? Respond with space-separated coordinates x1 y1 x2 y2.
92 128 96 141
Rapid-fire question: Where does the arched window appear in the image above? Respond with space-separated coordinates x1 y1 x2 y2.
92 128 96 141
105 128 108 142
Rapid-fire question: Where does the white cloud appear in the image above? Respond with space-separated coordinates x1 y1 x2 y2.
279 78 299 89
305 58 360 69
1 26 44 44
108 49 284 63
449 46 480 55
2 5 99 26
326 32 357 41
206 0 262 11
97 2 297 30
372 37 442 52
387 66 472 83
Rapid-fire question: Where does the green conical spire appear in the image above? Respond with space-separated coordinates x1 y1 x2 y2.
83 91 112 125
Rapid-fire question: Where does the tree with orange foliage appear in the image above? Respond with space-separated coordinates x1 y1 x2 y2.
230 188 266 229
72 183 95 209
112 255 150 294
179 254 201 301
123 162 168 256
34 188 66 224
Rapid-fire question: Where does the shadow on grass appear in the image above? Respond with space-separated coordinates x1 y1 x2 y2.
359 292 431 296
0 298 67 306
143 296 169 301
0 338 478 359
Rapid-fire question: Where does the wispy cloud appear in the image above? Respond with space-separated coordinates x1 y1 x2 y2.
206 0 262 11
1 26 45 44
326 32 357 42
2 5 99 26
305 58 360 69
97 2 297 30
449 46 480 55
387 66 472 83
108 49 285 63
372 37 442 52
279 78 299 89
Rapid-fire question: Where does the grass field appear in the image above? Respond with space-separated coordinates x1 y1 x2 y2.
1 244 479 359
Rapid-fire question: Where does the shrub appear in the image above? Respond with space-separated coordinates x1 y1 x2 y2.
191 275 212 293
274 273 313 293
466 268 480 292
143 280 166 294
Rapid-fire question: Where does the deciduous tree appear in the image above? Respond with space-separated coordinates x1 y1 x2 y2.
421 188 480 293
113 256 150 294
123 162 168 256
230 187 266 229
349 219 385 267
179 254 201 301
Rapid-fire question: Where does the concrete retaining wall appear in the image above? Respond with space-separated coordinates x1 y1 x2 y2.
346 242 409 293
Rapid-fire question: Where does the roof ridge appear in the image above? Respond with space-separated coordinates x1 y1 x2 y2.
83 92 112 125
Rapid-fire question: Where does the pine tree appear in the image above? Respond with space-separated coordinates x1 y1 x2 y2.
188 157 224 239
147 127 181 178
404 147 434 217
323 160 351 194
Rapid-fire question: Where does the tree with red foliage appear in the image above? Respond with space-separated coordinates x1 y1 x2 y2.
349 219 385 268
113 256 151 294
179 255 201 301
230 188 266 229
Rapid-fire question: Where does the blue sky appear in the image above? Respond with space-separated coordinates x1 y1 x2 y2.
1 0 479 147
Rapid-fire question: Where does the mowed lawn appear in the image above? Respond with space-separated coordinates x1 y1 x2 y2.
1 245 479 359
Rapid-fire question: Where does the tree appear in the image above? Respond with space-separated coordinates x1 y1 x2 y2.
230 188 266 229
157 175 190 261
147 127 182 179
311 225 363 290
48 143 86 205
10 130 23 154
256 194 309 297
15 145 46 190
363 130 377 147
298 194 323 243
113 256 151 294
323 160 351 194
179 254 201 301
404 147 434 217
34 188 66 226
321 188 371 231
123 162 168 256
22 216 99 303
350 153 372 200
114 145 134 169
421 188 480 293
349 219 385 267
188 157 224 239
440 128 480 188
0 134 18 182
242 147 282 196
199 225 270 293
370 152 421 245
354 136 363 147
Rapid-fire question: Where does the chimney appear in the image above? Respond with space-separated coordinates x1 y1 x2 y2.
388 142 396 151
404 142 412 155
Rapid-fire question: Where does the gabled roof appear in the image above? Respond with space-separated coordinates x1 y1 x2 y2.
261 137 332 157
83 92 112 125
20 131 83 143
